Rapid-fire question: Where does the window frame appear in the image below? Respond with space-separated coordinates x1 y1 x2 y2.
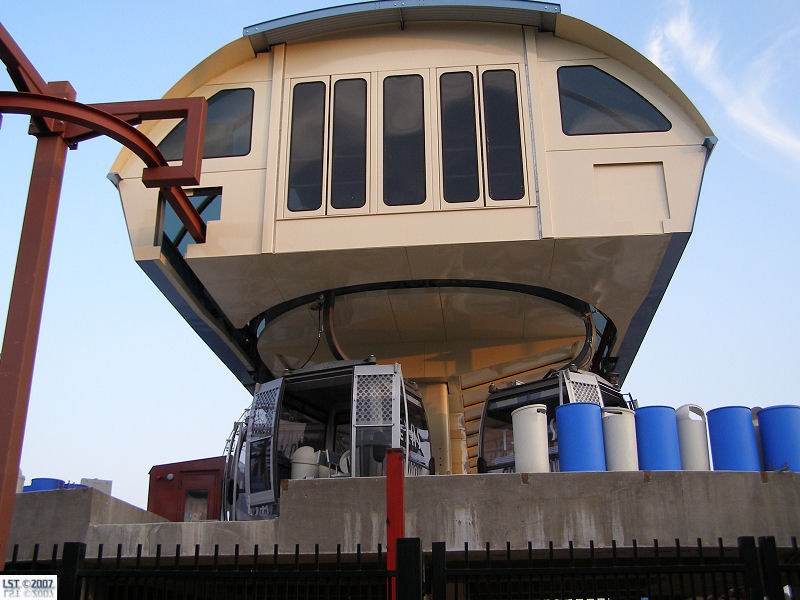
435 66 485 210
477 64 531 208
280 76 331 219
539 58 679 153
376 69 436 214
327 73 372 216
556 64 672 136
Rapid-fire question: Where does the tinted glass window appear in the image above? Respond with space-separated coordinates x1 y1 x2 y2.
482 70 525 200
440 72 480 203
383 75 426 206
248 437 271 494
161 187 221 255
354 425 392 476
183 490 208 521
159 88 253 161
558 65 671 135
288 81 326 212
331 79 367 209
404 398 432 473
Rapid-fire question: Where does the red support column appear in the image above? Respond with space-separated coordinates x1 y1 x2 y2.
0 83 74 569
386 448 405 600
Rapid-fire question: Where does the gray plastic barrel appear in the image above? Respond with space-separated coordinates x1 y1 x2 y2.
635 406 681 470
511 404 549 473
555 403 606 472
706 406 760 471
757 405 800 472
676 404 710 471
601 407 638 471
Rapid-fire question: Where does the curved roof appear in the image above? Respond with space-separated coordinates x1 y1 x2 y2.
239 1 710 135
244 0 560 52
110 0 712 176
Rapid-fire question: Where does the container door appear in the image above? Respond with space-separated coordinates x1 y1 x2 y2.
351 364 401 477
246 378 284 512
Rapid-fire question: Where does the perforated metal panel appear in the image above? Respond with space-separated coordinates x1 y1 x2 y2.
250 384 279 437
354 373 394 425
569 381 602 404
564 371 603 405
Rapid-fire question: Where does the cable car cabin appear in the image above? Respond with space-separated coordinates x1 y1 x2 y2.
477 368 631 473
223 359 433 520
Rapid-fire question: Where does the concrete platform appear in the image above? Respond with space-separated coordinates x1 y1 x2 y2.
7 472 799 561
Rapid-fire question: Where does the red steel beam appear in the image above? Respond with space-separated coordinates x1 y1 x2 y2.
386 448 405 600
0 91 207 242
0 23 47 95
0 23 55 135
0 83 74 569
63 97 207 190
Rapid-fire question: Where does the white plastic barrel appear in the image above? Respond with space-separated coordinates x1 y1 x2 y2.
291 446 317 479
676 404 710 471
511 404 549 473
601 407 638 471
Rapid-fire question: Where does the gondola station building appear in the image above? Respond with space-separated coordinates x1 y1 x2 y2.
8 1 800 559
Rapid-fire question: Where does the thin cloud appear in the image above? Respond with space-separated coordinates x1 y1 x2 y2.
645 0 800 162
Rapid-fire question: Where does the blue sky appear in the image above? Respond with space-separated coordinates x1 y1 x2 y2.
1 1 799 508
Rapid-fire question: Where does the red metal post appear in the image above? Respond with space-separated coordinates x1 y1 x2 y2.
0 83 75 569
386 448 405 600
0 23 209 568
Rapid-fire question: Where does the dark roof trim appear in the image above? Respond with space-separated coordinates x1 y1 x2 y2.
244 1 561 52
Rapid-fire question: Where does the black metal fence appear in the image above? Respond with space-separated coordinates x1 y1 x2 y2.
4 536 798 600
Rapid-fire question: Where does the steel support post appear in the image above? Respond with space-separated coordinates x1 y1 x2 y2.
0 101 72 568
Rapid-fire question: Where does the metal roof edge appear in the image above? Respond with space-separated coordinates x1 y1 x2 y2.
244 1 561 52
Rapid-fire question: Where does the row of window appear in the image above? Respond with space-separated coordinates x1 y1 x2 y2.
287 67 528 213
157 64 671 216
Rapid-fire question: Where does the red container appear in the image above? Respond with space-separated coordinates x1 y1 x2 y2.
147 456 225 522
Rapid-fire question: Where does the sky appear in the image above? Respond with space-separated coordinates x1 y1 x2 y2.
1 1 799 509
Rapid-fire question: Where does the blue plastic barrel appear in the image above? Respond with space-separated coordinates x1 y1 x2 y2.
706 406 760 471
635 406 681 470
757 405 800 472
25 478 65 492
555 403 606 472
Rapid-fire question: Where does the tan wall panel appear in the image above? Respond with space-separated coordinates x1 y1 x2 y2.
185 170 266 258
547 146 705 239
117 179 159 252
274 207 538 253
206 53 271 86
535 31 606 62
284 22 525 78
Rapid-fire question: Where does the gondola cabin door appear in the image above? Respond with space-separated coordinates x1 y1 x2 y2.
245 378 283 517
351 364 402 477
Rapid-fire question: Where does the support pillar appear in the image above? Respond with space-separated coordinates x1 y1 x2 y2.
422 383 450 474
0 93 72 567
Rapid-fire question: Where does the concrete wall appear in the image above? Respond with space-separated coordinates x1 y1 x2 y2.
8 472 800 561
7 488 166 561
